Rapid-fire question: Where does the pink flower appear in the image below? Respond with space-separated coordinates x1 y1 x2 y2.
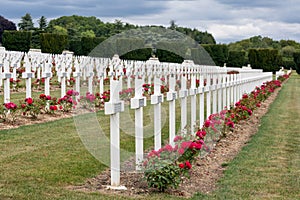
178 148 185 155
173 135 183 142
181 141 192 149
163 144 173 152
143 160 148 166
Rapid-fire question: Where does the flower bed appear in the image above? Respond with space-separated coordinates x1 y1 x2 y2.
142 74 290 192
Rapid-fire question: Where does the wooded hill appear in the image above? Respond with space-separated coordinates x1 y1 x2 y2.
1 14 300 73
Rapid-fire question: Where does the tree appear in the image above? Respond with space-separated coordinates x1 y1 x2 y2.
169 20 178 30
227 51 246 67
202 44 229 66
2 30 31 52
52 25 68 35
40 33 68 54
293 52 300 74
80 30 95 38
18 13 34 30
37 16 47 30
248 48 281 72
0 15 17 43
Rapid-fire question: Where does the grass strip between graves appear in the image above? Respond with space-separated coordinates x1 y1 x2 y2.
193 73 300 200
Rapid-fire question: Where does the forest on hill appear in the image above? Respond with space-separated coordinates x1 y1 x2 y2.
1 14 300 73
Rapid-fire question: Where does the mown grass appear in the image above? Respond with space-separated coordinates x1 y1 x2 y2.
193 73 300 200
2 75 297 200
0 90 188 199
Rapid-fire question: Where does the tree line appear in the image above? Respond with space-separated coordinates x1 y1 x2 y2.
1 14 300 73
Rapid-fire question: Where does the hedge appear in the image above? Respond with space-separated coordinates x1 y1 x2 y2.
40 33 68 54
248 48 281 72
293 52 300 74
2 30 31 52
227 51 246 67
202 44 228 66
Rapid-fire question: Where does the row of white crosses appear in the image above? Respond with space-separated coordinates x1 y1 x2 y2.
0 51 23 103
1 49 274 189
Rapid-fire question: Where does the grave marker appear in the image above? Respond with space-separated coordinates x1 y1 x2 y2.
22 54 34 98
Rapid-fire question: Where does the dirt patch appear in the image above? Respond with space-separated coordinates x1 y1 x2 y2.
67 86 281 198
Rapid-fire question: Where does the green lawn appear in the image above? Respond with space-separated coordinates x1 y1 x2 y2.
193 73 300 200
0 96 185 200
1 74 299 199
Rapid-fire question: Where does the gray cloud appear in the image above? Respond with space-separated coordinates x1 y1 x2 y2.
0 0 166 19
0 0 299 43
215 0 281 8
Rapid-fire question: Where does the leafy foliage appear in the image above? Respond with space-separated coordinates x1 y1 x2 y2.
2 30 32 52
227 51 246 67
202 44 229 66
0 15 17 43
38 16 47 30
248 48 281 72
18 13 34 31
293 51 300 74
40 33 68 54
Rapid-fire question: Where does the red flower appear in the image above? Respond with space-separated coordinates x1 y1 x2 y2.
50 105 57 111
235 101 241 107
21 104 26 109
178 163 185 169
196 130 206 139
189 142 202 150
204 120 211 128
4 102 17 110
67 90 73 96
185 161 192 169
247 109 252 116
46 95 51 100
39 94 46 99
226 121 234 128
26 98 33 105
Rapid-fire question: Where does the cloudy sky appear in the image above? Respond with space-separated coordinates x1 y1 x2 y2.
1 0 299 43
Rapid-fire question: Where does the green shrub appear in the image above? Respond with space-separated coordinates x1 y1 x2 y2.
2 30 31 52
40 33 68 54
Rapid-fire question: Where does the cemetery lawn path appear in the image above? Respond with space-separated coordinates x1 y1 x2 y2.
193 74 300 200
